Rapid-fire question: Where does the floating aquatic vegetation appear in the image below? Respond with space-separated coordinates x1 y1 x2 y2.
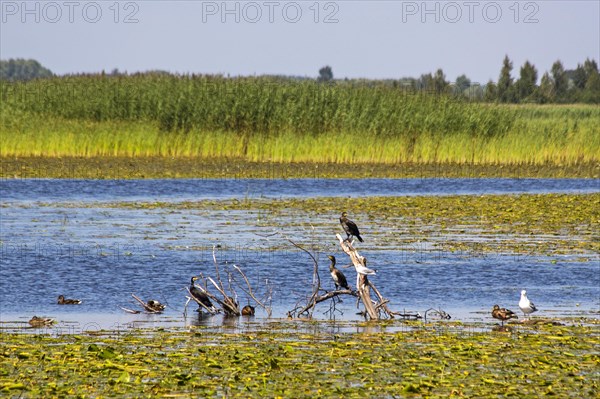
0 321 598 397
67 193 598 256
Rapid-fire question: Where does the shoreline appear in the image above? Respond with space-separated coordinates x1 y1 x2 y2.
1 317 598 397
2 156 599 179
2 307 598 335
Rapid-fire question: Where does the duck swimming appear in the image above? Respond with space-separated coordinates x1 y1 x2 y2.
241 305 255 316
29 316 55 327
57 295 82 305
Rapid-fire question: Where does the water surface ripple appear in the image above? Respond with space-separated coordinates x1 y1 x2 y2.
1 177 598 202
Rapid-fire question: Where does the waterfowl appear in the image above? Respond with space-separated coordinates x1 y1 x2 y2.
146 300 166 312
190 276 216 312
328 255 349 290
492 305 518 326
340 212 364 243
57 295 81 305
355 257 376 276
519 290 538 318
29 316 55 327
241 305 255 316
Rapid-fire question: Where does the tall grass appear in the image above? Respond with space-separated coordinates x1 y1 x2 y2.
1 75 515 135
1 75 598 165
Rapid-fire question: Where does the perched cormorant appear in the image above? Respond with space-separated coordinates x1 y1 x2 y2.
57 295 82 305
519 290 538 318
241 305 255 316
340 212 364 242
190 276 216 312
328 255 349 290
492 304 518 326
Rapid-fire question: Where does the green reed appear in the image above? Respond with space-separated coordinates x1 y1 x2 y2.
1 75 598 165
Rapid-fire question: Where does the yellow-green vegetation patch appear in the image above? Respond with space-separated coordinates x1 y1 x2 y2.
1 157 598 179
2 75 599 172
90 193 599 256
1 322 598 398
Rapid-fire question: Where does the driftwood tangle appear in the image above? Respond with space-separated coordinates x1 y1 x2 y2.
288 234 421 320
336 234 379 320
120 294 165 314
284 234 359 318
292 288 358 317
185 244 273 317
336 234 416 320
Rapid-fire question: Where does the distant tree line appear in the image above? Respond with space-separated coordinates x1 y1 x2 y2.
0 59 53 81
360 56 598 104
483 55 600 104
320 56 599 104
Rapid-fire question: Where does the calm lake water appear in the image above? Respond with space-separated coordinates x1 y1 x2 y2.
1 178 598 330
1 177 598 202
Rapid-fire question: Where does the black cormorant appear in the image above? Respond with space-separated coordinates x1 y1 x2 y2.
328 255 349 290
190 276 216 312
340 212 363 242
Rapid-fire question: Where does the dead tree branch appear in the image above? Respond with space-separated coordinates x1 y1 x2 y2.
293 289 358 316
186 244 272 318
336 234 379 320
280 232 440 321
282 232 370 319
207 245 240 316
119 294 165 314
232 264 272 317
424 308 452 321
184 286 219 315
212 244 223 284
369 282 396 319
207 276 240 316
283 235 321 319
119 307 141 314
388 309 423 320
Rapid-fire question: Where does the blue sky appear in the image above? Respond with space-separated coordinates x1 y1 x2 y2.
1 1 598 84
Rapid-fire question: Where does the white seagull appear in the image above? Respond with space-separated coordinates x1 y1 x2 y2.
355 258 376 276
519 289 538 318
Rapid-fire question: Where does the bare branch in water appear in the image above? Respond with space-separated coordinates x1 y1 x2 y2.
282 234 321 319
232 264 272 317
128 294 165 314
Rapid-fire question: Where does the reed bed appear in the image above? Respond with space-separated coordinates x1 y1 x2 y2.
1 75 598 165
